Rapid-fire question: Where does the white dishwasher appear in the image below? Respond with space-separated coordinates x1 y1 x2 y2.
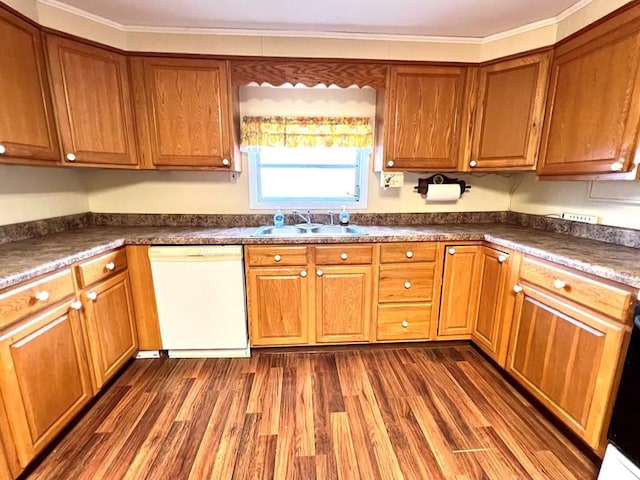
148 245 249 358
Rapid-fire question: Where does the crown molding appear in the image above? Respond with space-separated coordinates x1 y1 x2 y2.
36 0 601 45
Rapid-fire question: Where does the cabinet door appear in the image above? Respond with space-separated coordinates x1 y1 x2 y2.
507 286 627 449
384 65 470 171
0 9 59 163
46 35 138 167
247 267 310 346
468 52 550 171
315 265 372 343
538 15 640 176
82 272 138 390
0 301 92 468
438 245 480 337
133 57 236 169
472 247 513 365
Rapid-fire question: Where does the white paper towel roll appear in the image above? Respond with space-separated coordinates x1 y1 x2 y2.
425 184 461 202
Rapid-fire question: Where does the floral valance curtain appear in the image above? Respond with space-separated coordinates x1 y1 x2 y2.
241 116 373 149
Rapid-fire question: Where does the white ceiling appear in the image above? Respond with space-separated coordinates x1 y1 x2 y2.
49 0 584 38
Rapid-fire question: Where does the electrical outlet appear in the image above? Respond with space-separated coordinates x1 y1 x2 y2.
561 213 600 224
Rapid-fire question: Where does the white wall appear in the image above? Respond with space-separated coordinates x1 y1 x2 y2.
0 165 89 225
5 0 633 62
510 173 640 229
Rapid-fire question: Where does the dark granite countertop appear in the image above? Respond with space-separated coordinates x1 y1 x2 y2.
0 224 639 291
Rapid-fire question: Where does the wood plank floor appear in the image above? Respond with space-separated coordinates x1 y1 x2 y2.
24 345 598 479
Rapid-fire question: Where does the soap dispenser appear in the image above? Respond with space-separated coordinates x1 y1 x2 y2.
338 206 350 225
274 207 285 228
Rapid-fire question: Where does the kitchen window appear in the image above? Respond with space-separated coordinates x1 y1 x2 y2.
242 116 372 209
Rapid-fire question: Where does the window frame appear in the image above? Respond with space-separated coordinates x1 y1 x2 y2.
247 146 370 210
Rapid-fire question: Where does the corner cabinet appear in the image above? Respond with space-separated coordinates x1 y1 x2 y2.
538 6 640 177
467 52 551 171
45 35 139 167
381 65 472 171
131 57 238 170
471 246 520 366
0 8 60 164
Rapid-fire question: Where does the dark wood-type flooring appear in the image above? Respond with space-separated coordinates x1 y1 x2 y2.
25 345 597 479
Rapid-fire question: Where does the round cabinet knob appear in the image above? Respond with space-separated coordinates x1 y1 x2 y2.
387 160 394 167
274 254 282 262
404 281 412 289
469 160 478 168
448 248 456 255
0 144 6 155
222 158 230 167
105 262 115 271
66 153 76 162
70 300 82 310
553 279 567 289
317 269 324 277
498 255 508 263
34 291 49 302
300 270 307 278
610 161 624 171
513 285 523 293
340 253 348 260
406 251 413 259
86 291 98 301
401 320 409 328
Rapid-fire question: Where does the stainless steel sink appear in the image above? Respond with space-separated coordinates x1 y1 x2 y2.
252 224 367 237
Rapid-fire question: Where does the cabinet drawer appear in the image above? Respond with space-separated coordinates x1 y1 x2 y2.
378 264 435 303
0 269 74 330
380 242 437 263
314 245 373 265
519 257 633 320
377 303 431 341
76 248 128 288
247 246 309 267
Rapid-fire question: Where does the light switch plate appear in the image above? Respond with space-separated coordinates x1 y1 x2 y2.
381 172 404 189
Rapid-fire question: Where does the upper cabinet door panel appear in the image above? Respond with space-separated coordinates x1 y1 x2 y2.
45 35 138 167
469 52 551 171
0 9 59 163
386 66 469 171
136 57 235 169
538 16 640 176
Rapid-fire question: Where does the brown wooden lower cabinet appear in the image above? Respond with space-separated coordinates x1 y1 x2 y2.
247 266 310 346
81 271 138 391
471 246 520 366
438 245 480 337
0 300 93 468
315 265 372 343
506 284 628 451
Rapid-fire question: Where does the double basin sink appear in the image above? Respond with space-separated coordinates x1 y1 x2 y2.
252 223 368 237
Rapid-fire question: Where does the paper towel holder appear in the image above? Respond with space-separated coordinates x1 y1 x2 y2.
413 174 471 196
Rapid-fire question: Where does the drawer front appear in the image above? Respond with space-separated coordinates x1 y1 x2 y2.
378 264 435 303
247 246 309 267
314 245 373 265
380 242 437 263
76 248 128 288
377 303 432 341
0 269 75 330
519 256 633 320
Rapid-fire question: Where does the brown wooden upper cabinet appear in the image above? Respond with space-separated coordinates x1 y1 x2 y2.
0 9 60 165
45 35 139 167
381 65 471 171
467 52 551 171
132 57 238 170
538 7 640 177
